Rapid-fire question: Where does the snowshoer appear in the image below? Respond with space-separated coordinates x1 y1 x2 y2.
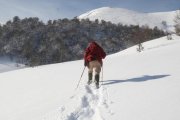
84 40 106 88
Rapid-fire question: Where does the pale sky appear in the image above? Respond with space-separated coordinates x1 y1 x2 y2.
0 0 179 23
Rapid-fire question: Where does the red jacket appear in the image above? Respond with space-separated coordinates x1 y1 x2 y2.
84 41 106 65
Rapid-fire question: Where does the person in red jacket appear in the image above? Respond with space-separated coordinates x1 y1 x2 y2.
84 40 106 88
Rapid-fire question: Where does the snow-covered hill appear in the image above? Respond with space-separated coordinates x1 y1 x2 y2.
0 35 180 120
0 56 25 73
78 7 177 32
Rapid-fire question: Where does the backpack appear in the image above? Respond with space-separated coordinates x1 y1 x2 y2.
84 42 106 63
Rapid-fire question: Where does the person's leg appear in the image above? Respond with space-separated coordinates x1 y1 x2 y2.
95 74 100 88
88 72 93 84
88 62 93 84
94 61 101 88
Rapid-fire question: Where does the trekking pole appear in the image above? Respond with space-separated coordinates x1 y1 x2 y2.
101 65 104 87
75 66 86 90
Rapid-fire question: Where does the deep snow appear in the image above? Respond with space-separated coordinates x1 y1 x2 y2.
0 35 180 120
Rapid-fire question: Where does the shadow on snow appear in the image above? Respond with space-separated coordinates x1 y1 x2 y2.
102 74 170 86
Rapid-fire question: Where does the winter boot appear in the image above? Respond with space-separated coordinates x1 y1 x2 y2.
88 72 92 85
95 74 100 88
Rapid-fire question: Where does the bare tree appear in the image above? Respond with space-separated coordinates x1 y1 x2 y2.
174 10 180 36
161 21 172 40
133 28 145 52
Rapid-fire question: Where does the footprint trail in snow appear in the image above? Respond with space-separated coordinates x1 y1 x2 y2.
39 84 114 120
61 85 113 120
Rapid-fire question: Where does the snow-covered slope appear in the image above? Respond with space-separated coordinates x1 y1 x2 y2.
0 35 180 120
78 7 177 32
0 56 25 73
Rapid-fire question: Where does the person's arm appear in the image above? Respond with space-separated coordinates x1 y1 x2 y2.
84 48 90 66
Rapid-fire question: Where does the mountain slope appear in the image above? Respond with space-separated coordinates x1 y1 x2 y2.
0 56 25 73
78 7 177 32
0 35 180 120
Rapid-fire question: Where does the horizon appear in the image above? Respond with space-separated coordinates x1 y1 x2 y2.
0 0 179 24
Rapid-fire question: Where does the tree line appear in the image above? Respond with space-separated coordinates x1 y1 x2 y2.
0 16 165 66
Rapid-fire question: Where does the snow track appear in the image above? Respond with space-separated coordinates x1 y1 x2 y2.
37 84 112 120
64 85 105 120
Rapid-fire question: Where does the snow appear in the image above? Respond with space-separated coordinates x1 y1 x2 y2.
0 34 180 120
78 7 177 32
0 56 25 73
